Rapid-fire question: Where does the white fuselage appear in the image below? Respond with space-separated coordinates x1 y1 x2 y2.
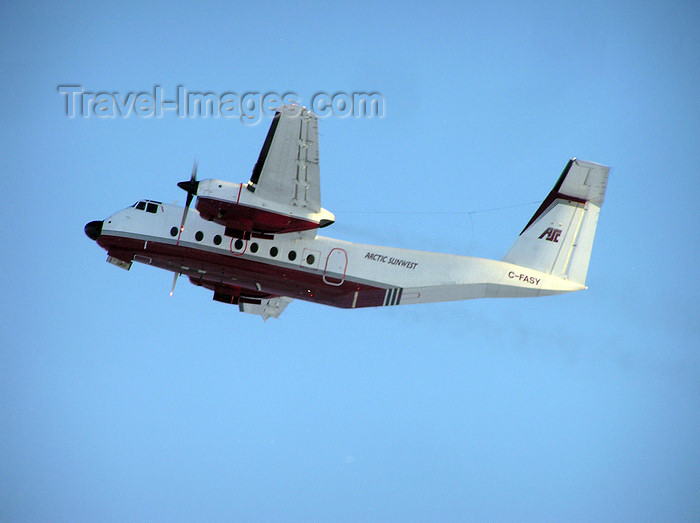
100 202 584 309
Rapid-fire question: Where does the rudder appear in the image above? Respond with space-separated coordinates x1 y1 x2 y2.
502 158 609 286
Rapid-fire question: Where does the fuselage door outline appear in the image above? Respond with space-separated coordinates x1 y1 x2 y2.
323 248 347 286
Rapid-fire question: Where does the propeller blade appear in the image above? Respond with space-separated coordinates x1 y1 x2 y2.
175 160 198 246
176 197 191 246
169 271 179 297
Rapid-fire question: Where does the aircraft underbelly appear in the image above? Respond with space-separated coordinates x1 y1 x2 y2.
97 233 387 309
96 228 582 311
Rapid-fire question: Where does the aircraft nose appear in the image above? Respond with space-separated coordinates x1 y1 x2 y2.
84 220 103 240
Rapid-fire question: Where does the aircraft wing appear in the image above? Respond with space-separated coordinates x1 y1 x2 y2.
247 105 321 212
239 296 293 320
187 277 293 320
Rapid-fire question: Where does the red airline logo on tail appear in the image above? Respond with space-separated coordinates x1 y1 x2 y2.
539 227 562 243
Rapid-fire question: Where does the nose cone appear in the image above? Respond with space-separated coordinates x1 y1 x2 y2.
84 220 103 240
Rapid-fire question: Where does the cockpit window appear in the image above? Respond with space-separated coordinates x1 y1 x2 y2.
132 200 162 213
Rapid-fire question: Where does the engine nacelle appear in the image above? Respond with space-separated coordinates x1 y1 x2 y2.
194 179 334 238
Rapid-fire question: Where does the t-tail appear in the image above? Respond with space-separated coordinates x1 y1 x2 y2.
502 158 609 287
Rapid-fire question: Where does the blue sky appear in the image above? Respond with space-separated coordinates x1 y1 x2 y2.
1 0 699 520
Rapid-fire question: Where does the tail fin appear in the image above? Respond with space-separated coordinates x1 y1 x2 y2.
502 158 609 286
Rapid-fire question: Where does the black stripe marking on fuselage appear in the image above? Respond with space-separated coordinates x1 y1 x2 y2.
383 287 403 306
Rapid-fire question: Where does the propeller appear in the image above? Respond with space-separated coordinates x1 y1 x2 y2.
175 159 199 246
169 271 179 297
171 159 199 296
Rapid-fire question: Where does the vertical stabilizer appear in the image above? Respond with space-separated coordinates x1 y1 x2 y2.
502 159 609 286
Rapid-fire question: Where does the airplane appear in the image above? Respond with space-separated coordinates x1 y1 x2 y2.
85 104 609 320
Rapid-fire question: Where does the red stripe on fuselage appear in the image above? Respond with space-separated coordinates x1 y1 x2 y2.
96 233 386 309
